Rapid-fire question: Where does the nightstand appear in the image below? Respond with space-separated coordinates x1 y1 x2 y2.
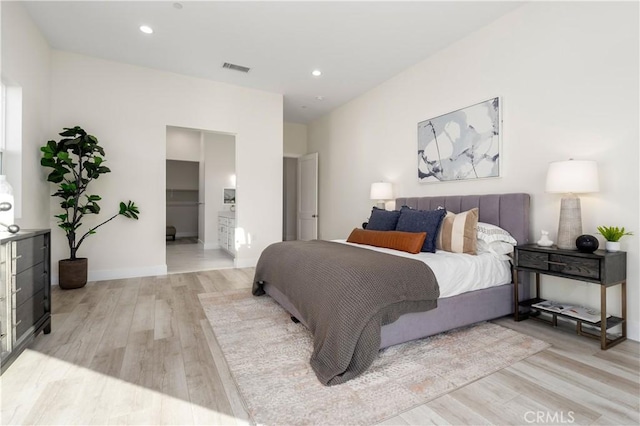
513 244 626 350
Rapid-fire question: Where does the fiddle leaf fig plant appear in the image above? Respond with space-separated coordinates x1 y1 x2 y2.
40 126 140 260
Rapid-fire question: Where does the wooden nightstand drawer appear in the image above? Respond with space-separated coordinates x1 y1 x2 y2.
549 254 599 280
517 250 549 270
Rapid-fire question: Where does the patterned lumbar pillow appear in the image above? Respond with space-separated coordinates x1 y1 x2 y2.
438 208 479 255
347 228 427 254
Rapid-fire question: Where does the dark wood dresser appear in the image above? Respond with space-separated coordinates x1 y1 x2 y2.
1 229 51 373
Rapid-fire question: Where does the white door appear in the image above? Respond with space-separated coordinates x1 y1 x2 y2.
297 153 318 240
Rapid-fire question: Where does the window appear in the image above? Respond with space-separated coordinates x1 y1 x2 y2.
0 82 5 175
1 80 22 218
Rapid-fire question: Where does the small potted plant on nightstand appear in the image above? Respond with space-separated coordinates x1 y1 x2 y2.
597 226 633 252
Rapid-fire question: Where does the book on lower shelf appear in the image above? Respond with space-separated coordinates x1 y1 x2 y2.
531 300 610 323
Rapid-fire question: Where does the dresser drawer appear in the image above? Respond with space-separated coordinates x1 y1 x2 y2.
16 235 47 274
15 262 47 306
15 290 46 340
548 254 600 280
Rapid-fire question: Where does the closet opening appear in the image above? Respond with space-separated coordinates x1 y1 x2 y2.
165 126 236 273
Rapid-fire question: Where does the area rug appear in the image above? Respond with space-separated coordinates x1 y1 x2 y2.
199 290 549 426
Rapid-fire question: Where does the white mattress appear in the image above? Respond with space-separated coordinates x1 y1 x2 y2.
334 240 512 298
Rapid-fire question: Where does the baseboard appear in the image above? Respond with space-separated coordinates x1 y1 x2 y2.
51 264 168 286
628 319 639 342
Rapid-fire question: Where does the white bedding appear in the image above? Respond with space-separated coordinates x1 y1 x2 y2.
334 240 512 298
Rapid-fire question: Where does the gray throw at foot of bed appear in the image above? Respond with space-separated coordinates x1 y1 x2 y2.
253 240 440 385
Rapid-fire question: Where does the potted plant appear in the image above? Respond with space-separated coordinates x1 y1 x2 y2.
40 126 140 289
596 225 633 252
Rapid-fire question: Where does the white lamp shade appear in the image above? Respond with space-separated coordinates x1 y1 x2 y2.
370 182 393 200
545 160 599 194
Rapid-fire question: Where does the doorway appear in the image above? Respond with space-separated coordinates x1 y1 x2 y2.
282 157 297 241
282 153 318 242
165 126 236 273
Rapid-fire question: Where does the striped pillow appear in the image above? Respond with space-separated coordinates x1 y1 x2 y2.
437 208 479 255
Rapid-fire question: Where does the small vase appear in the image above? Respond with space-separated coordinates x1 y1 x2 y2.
605 241 620 252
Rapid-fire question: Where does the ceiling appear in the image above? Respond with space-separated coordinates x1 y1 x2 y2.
24 1 524 124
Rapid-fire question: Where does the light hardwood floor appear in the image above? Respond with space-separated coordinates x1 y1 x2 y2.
166 239 234 274
1 269 638 425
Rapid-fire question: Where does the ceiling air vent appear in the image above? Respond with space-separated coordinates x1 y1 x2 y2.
222 62 250 73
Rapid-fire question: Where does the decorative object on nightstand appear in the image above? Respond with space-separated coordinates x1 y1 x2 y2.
370 182 393 209
575 234 599 253
597 225 633 252
545 159 599 250
536 230 553 247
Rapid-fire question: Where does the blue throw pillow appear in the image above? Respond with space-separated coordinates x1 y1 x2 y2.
366 207 401 231
395 206 447 252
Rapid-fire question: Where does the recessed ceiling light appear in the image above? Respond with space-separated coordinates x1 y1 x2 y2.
311 70 322 77
315 96 324 101
139 25 153 34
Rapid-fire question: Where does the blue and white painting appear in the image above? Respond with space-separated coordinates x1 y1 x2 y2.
418 97 500 182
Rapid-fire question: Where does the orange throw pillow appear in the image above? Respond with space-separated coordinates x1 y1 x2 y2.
346 228 427 254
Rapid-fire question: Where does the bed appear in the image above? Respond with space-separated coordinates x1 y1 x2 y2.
254 193 530 384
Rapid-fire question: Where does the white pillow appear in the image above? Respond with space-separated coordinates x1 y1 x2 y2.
476 222 517 245
477 239 514 261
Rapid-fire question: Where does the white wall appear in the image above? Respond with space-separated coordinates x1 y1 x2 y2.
0 1 51 228
308 2 640 340
166 160 199 190
166 160 199 238
166 127 201 162
283 122 308 157
49 51 283 281
203 132 235 249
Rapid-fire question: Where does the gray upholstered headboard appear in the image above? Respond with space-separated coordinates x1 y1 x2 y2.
395 193 530 245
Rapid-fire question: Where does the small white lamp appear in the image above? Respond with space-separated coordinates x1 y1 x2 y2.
370 182 393 209
545 159 599 250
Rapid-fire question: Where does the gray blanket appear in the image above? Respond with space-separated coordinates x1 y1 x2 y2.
253 240 440 386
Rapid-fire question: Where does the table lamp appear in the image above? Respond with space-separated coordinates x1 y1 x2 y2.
545 159 599 250
370 182 393 209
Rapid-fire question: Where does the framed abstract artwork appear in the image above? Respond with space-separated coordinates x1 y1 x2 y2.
418 97 501 182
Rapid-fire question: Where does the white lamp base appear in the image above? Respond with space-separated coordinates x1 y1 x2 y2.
375 201 386 210
556 196 582 250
